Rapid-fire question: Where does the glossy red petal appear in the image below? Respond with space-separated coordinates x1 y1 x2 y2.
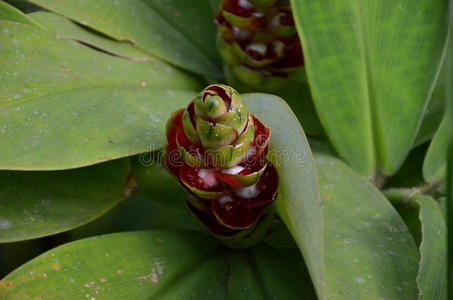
212 195 259 229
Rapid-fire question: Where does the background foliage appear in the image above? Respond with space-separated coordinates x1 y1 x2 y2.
0 0 450 299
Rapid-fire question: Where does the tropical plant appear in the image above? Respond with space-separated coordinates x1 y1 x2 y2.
0 0 450 299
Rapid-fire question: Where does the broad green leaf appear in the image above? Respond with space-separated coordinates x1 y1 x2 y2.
242 94 324 297
30 0 222 77
0 160 132 243
0 20 201 170
413 196 446 300
0 0 42 28
424 116 449 183
291 0 448 176
316 154 419 298
0 231 316 299
30 12 153 61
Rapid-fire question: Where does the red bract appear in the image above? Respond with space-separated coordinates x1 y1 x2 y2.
164 85 278 243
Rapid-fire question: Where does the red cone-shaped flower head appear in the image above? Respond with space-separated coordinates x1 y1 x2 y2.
165 84 278 248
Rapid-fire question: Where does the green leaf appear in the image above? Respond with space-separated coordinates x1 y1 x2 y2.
30 0 222 77
413 196 446 300
0 19 201 170
226 246 316 300
209 0 221 14
0 231 316 299
242 93 324 297
424 116 449 183
0 160 132 243
316 154 419 298
291 0 448 176
30 12 154 61
0 0 43 28
414 61 447 147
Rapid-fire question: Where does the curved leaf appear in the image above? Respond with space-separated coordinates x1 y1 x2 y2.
242 94 324 297
30 12 153 61
226 246 316 300
0 0 42 28
30 0 222 77
423 116 448 183
0 160 132 243
0 19 201 170
414 61 447 147
316 154 419 298
0 231 315 299
413 196 446 300
291 0 448 176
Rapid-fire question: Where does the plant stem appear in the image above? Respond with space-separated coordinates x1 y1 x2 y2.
382 182 441 206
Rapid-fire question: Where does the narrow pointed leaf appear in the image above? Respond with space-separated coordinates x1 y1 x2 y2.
291 0 448 176
242 93 324 297
0 160 131 243
414 61 447 147
424 116 449 183
413 196 447 300
29 0 222 76
0 20 201 170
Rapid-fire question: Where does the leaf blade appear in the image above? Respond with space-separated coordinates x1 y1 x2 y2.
291 0 448 176
0 160 131 243
29 0 222 76
0 231 315 299
0 20 200 170
242 93 324 297
423 116 448 183
413 196 447 300
316 153 419 298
